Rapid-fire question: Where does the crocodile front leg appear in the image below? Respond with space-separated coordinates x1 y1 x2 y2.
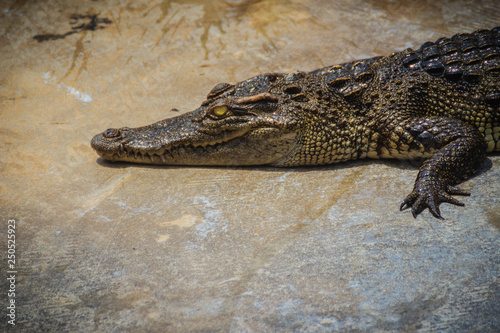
399 117 487 219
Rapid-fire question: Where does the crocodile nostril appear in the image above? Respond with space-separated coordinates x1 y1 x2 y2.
103 128 120 138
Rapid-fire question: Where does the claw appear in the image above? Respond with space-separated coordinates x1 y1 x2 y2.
401 182 467 219
438 191 465 207
446 185 470 196
411 205 420 219
427 197 444 220
400 193 417 211
411 197 426 218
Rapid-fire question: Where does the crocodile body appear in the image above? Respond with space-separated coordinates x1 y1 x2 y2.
91 27 500 219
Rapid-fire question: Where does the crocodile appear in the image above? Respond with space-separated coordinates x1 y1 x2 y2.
91 27 500 219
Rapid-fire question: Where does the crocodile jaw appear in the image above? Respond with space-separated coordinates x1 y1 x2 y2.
90 112 297 166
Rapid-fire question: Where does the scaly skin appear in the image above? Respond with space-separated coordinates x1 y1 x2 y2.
91 27 500 219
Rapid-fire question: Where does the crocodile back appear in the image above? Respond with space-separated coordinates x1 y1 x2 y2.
310 27 500 153
400 26 500 152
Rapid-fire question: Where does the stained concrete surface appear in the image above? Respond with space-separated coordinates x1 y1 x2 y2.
1 0 499 331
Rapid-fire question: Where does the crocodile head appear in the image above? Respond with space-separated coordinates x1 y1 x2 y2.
91 72 326 166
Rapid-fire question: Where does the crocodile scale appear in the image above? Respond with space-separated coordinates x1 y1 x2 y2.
92 27 500 219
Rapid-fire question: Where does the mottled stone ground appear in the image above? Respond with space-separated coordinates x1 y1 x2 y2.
1 0 499 331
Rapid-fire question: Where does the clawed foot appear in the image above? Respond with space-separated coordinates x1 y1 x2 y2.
400 184 470 219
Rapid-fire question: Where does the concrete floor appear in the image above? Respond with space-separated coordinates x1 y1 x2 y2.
1 0 499 331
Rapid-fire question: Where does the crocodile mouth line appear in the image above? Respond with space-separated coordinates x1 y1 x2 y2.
100 135 244 163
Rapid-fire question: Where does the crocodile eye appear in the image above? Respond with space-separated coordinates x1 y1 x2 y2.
212 105 229 117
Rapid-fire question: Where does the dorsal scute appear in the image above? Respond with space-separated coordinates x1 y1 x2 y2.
401 26 500 81
314 58 379 98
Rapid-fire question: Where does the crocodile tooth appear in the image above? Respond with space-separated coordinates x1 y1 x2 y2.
134 151 139 159
119 144 124 152
160 153 166 162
